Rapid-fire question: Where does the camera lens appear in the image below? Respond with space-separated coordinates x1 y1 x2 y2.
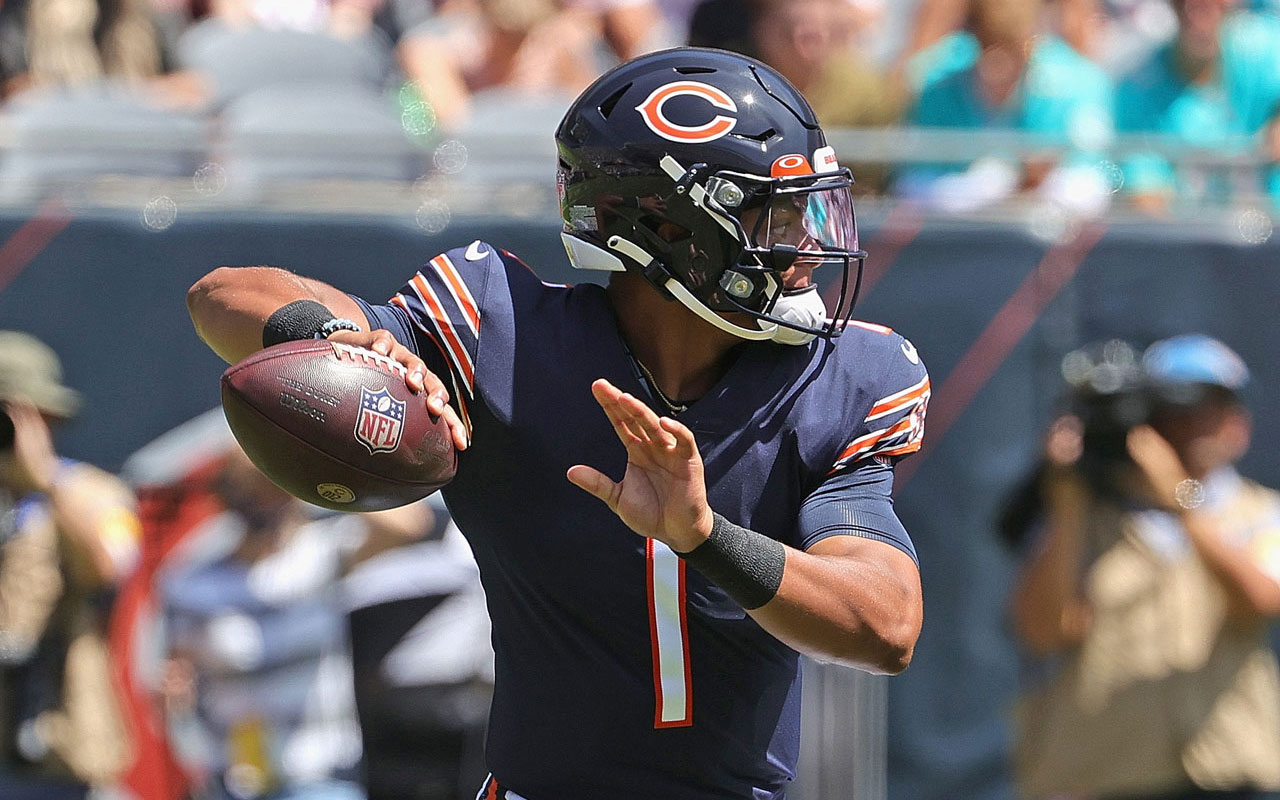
0 407 13 451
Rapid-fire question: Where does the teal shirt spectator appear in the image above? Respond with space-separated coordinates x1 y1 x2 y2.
902 31 978 98
1115 12 1280 204
898 33 1114 199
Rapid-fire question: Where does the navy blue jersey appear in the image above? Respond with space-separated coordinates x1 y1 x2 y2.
354 241 929 800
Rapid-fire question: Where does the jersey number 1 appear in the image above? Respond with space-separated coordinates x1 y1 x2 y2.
647 539 693 727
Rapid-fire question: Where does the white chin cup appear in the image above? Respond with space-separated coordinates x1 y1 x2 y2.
770 286 828 346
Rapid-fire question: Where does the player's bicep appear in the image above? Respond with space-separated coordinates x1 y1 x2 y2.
798 460 917 565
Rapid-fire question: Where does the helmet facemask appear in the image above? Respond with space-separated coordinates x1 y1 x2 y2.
571 155 866 343
691 163 865 343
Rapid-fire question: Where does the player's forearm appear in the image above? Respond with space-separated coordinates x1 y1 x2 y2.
747 545 921 670
750 545 922 674
676 512 921 673
186 266 369 364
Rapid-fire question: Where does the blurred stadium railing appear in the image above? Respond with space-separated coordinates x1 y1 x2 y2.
0 85 1271 219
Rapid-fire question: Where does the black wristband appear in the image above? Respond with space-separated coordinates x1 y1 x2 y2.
678 513 786 610
262 299 336 347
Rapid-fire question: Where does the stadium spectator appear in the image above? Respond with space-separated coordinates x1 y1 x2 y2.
0 331 139 800
895 0 1115 215
395 0 669 130
750 0 902 192
190 0 434 42
687 0 900 192
1114 0 1280 214
1265 104 1280 209
751 0 900 129
0 0 168 98
569 0 671 63
1058 0 1180 74
157 445 431 800
154 0 420 110
897 0 1165 80
1008 334 1280 800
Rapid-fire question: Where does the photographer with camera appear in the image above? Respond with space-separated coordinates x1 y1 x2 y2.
1008 334 1280 800
0 331 138 800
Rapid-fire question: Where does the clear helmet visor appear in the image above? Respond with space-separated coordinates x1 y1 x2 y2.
709 172 859 256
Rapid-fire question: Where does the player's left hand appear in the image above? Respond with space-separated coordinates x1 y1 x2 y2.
568 379 713 553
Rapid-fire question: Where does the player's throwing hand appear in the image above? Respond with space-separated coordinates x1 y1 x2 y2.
567 379 713 553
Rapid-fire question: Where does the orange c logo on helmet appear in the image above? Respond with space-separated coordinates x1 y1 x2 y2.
636 81 738 144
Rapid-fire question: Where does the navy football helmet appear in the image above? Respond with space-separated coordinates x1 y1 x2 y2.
555 47 865 343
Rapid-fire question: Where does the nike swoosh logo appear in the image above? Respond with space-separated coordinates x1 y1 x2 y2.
464 240 488 261
901 340 919 364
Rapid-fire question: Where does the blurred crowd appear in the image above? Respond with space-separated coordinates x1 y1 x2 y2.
0 0 1276 213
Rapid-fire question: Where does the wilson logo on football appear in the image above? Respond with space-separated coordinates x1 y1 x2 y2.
636 81 738 143
355 386 405 454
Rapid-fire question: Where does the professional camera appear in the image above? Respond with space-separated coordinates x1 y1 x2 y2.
1061 340 1153 496
997 340 1150 548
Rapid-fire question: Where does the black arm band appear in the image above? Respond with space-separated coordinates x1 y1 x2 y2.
678 513 786 610
262 299 336 347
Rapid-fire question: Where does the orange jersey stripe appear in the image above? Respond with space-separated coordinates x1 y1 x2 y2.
866 377 931 420
835 415 917 464
411 273 476 392
389 295 441 350
432 254 480 335
877 440 924 457
389 294 473 436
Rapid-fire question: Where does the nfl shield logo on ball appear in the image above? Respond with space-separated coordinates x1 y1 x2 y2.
355 386 405 454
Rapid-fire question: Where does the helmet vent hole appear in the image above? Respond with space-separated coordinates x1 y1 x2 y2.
734 128 778 143
674 66 716 75
598 82 633 119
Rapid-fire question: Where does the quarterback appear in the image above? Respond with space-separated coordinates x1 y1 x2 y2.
188 48 928 800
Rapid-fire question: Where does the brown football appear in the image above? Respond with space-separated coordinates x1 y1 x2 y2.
220 339 456 511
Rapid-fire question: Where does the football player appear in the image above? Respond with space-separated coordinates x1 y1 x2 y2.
187 48 928 800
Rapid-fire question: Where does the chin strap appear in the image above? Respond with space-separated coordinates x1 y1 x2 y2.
593 232 777 341
663 277 777 341
609 234 777 341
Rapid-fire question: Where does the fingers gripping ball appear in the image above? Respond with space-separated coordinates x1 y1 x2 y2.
220 340 456 511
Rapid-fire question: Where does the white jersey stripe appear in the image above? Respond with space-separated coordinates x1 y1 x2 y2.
864 376 931 421
434 254 481 338
409 274 477 396
648 539 692 727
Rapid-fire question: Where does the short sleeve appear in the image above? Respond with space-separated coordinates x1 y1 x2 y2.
829 338 929 474
351 241 505 428
797 459 917 564
385 243 492 400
